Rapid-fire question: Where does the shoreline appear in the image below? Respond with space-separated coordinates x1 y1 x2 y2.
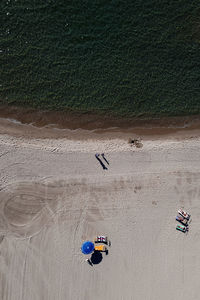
1 105 200 141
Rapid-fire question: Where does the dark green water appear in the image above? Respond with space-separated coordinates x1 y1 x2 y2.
1 0 200 117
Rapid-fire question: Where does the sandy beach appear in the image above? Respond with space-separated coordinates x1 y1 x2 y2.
1 118 200 300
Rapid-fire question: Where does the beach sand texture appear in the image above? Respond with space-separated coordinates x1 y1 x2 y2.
0 124 200 300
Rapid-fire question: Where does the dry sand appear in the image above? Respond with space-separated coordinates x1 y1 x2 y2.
1 118 200 300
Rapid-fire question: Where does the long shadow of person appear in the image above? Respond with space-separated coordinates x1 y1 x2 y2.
101 153 109 165
91 251 103 264
95 153 107 170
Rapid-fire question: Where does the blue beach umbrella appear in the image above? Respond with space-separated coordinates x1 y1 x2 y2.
81 241 94 255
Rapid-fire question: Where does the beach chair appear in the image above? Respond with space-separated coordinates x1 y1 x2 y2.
178 209 190 220
176 224 188 233
94 236 110 245
176 215 188 226
94 245 108 254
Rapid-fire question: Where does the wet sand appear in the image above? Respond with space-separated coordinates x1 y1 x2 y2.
1 110 200 300
1 105 200 141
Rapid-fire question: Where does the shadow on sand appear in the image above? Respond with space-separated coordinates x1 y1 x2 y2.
95 154 107 170
101 153 109 165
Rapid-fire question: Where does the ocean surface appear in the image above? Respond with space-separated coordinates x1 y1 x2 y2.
1 0 200 117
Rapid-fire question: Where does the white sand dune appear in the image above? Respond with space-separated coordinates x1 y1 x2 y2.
0 127 200 300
